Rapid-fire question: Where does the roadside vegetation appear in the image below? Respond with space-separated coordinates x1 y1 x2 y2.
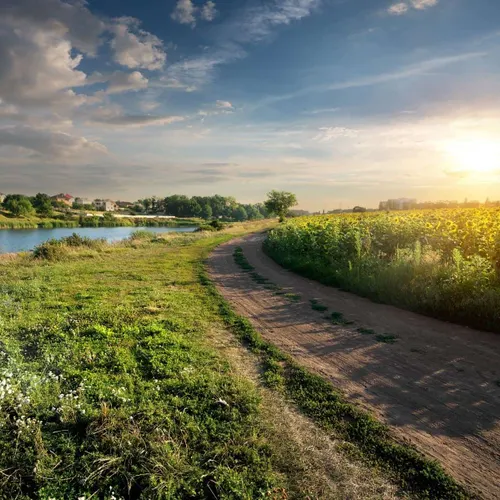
0 221 403 499
264 208 500 333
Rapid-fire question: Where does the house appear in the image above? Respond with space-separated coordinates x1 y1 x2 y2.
74 197 92 207
0 193 5 204
94 199 118 212
51 193 74 206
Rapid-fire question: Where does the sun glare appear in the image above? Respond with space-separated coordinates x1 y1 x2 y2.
445 139 500 174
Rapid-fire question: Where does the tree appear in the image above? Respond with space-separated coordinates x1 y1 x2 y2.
3 194 35 217
232 205 248 222
32 193 53 217
202 204 213 220
264 190 298 222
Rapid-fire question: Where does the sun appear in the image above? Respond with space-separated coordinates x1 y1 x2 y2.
445 139 500 174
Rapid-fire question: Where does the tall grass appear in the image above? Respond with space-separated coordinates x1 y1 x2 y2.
265 210 500 333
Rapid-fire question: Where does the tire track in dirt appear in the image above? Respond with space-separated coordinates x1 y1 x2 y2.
208 233 500 499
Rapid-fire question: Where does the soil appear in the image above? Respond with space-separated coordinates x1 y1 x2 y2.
208 233 500 499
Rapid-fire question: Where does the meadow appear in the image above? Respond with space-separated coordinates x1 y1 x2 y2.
264 208 500 333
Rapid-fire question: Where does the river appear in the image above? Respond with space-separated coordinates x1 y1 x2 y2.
0 226 197 254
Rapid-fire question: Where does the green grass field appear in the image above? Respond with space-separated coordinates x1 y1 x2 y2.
0 224 289 498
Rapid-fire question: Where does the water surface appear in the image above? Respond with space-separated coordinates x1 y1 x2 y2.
0 226 197 254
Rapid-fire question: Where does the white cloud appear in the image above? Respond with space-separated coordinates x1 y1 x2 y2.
89 105 184 128
303 107 339 115
171 0 218 26
171 0 197 26
0 125 107 158
216 100 233 109
388 0 438 15
387 3 409 15
0 16 88 108
314 127 359 142
110 17 166 71
0 0 105 56
200 1 218 21
107 71 149 94
166 0 319 89
411 0 438 9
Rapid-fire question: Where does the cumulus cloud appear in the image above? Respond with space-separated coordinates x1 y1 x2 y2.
0 0 105 56
200 1 218 21
411 0 438 9
0 15 88 108
216 100 233 109
171 0 197 26
388 0 438 15
0 125 107 158
171 0 217 26
106 71 149 94
387 3 409 15
110 17 166 70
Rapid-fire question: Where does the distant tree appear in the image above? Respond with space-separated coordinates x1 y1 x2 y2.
232 205 248 222
32 193 53 217
353 206 367 213
202 204 213 220
245 205 263 220
264 190 298 222
3 194 35 217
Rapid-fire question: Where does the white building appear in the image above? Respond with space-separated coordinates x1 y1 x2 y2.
0 193 5 203
94 199 117 212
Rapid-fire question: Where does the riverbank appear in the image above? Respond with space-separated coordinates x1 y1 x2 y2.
0 221 402 499
0 212 201 230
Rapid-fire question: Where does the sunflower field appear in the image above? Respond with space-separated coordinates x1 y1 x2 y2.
264 208 500 332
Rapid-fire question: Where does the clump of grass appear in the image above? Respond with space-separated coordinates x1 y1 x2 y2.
233 247 255 271
284 293 301 302
331 312 354 325
130 229 153 240
375 334 398 344
32 233 106 261
357 327 376 335
309 299 328 312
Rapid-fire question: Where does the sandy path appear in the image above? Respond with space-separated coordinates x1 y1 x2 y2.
208 233 500 499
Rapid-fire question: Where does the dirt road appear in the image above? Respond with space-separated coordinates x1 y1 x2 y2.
209 233 500 499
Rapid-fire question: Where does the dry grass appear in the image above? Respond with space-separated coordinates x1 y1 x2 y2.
205 324 402 500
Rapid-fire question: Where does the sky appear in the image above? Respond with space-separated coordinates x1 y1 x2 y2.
0 0 499 210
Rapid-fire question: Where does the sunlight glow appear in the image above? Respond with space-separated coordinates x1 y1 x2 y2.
445 139 500 174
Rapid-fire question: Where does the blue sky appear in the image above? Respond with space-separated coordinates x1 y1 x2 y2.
0 0 499 209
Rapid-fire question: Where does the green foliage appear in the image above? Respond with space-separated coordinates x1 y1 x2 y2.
32 193 54 217
309 299 328 312
264 209 500 333
0 226 282 498
3 194 35 217
264 190 298 222
32 233 106 260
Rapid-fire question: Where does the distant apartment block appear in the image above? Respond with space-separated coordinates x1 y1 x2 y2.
379 198 417 210
94 199 118 212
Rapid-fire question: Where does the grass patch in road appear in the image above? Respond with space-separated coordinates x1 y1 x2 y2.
284 293 301 302
309 299 328 312
331 311 354 326
375 333 398 344
357 327 377 335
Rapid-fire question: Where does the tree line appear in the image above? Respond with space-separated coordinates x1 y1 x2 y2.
1 191 299 221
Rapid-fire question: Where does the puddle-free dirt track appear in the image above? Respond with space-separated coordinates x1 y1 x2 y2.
209 233 500 499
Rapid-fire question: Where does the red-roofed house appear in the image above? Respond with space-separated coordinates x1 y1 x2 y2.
51 193 75 206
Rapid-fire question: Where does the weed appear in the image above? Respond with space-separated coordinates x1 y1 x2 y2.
375 334 398 344
357 327 376 335
284 293 301 302
309 299 328 312
331 312 354 326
